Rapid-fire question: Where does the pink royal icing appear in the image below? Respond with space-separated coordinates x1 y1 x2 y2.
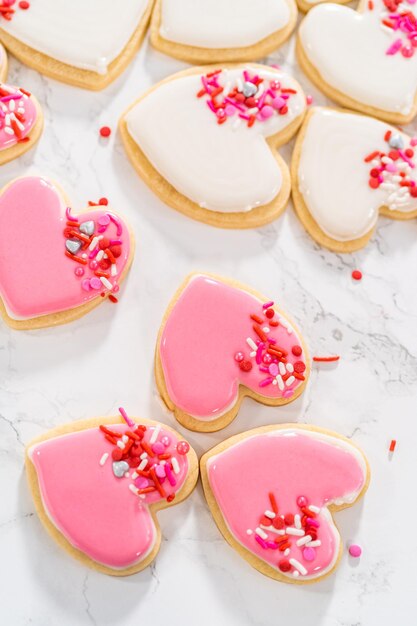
159 275 307 420
207 428 367 581
29 422 189 569
0 177 131 320
0 83 37 149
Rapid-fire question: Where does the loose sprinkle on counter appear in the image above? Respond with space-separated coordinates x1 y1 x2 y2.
313 356 340 363
348 544 362 558
389 439 397 453
352 270 363 281
99 126 111 137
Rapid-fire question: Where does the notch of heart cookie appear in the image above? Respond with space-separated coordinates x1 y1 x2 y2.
155 274 309 433
150 0 297 63
0 176 134 329
296 0 350 13
26 416 198 576
291 107 417 252
200 424 370 584
120 64 306 228
297 0 417 124
0 0 155 90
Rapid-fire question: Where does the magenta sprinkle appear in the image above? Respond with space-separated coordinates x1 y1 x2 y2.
165 463 177 487
0 94 22 102
255 535 268 549
66 206 78 222
256 342 265 364
239 113 250 121
259 377 274 387
386 38 403 55
307 517 320 528
118 407 135 428
399 149 415 168
263 301 274 309
207 100 216 113
89 247 99 259
266 541 279 549
109 213 123 236
109 239 122 246
243 70 250 81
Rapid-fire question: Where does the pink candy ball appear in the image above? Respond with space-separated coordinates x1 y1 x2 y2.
349 544 362 558
297 495 308 507
272 96 285 110
402 45 414 58
161 435 171 447
260 105 274 120
74 267 84 277
112 284 120 293
155 464 166 478
263 353 272 364
89 260 98 270
152 442 165 455
234 352 244 363
90 277 102 290
177 441 190 455
225 104 236 117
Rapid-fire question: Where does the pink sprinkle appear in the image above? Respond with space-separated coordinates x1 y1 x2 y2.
89 247 99 259
263 301 274 309
66 206 78 222
306 95 313 105
81 279 91 292
386 38 403 55
266 541 279 549
225 104 236 117
260 105 274 120
259 365 269 372
134 477 149 489
282 389 294 399
255 535 268 549
109 213 123 236
272 96 285 110
90 277 102 290
259 377 274 387
165 463 177 486
152 441 165 455
349 544 362 558
399 149 415 168
119 406 135 428
243 70 250 82
155 464 166 478
256 342 265 364
0 94 22 102
411 138 417 146
307 517 320 528
303 547 316 562
98 214 110 226
109 239 122 245
269 363 279 376
207 100 216 113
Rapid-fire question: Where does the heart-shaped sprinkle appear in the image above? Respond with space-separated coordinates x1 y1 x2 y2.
388 133 404 150
242 81 258 98
79 220 95 236
65 238 82 254
112 460 129 478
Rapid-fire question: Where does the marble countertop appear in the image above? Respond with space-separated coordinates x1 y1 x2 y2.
0 24 416 626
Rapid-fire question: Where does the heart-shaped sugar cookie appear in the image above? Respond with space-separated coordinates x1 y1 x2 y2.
291 107 417 251
26 415 198 575
297 0 350 13
0 82 43 164
155 274 309 432
0 176 133 329
298 0 417 124
120 64 306 228
0 0 155 89
150 0 297 63
201 424 370 584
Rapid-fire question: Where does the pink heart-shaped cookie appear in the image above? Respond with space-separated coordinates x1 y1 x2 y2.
0 82 43 164
0 176 133 329
298 0 417 124
26 415 198 575
156 274 309 432
201 424 369 583
120 64 306 228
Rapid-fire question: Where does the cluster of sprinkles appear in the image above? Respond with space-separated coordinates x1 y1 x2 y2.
247 493 322 578
365 130 417 209
63 206 124 302
0 83 32 143
234 301 305 396
373 0 417 58
98 408 189 503
0 0 30 21
196 68 297 129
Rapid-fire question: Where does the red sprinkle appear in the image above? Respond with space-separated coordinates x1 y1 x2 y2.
99 126 111 138
352 270 362 281
292 345 302 356
239 360 253 372
313 356 340 363
278 559 291 572
99 197 109 206
389 439 397 453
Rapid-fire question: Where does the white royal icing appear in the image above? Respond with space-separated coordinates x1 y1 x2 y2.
0 0 150 74
297 108 417 241
159 0 292 48
299 1 417 115
125 68 306 213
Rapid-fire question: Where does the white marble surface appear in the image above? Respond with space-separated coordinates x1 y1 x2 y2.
0 22 416 626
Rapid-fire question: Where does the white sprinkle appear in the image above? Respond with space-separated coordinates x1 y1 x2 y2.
289 558 307 575
262 327 270 334
250 351 256 358
246 337 257 351
17 107 24 114
96 249 105 261
89 236 99 251
140 452 148 460
111 263 117 276
264 510 276 519
131 472 138 479
284 548 290 556
122 435 129 443
100 276 112 290
292 570 300 578
286 363 294 374
171 456 180 475
296 535 312 547
149 424 161 444
117 440 125 449
256 84 264 98
236 77 243 92
279 362 286 376
246 529 253 535
286 527 305 537
129 484 139 496
247 107 259 115
255 527 268 540
9 99 15 111
294 514 301 529
99 452 109 466
138 458 148 471
124 472 129 478
381 156 393 164
272 379 277 385
308 505 321 514
286 376 295 387
306 540 321 548
261 524 284 535
82 253 87 259
4 127 14 135
5 113 10 126
276 375 284 391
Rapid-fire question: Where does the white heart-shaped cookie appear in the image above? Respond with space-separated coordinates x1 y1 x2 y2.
298 0 417 123
150 0 297 63
291 107 417 251
0 0 154 89
120 65 306 228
